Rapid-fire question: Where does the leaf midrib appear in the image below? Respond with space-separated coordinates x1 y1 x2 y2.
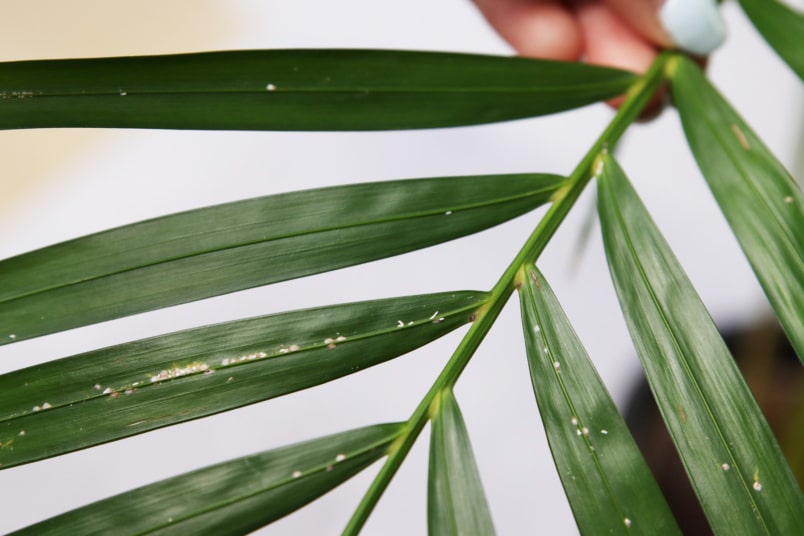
1 184 558 306
3 81 630 99
605 172 770 534
679 66 803 270
0 297 484 426
133 433 398 536
523 276 628 527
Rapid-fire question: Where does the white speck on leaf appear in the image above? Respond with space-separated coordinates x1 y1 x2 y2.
721 463 730 471
41 402 52 410
571 417 578 426
335 453 346 462
784 196 793 204
18 431 25 437
266 83 277 91
753 480 762 491
731 123 750 149
553 361 561 371
600 429 608 435
292 470 302 478
624 518 632 528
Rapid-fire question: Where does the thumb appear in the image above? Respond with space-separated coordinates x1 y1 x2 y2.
604 0 726 56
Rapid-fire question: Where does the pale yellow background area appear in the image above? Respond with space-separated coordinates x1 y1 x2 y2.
0 1 237 206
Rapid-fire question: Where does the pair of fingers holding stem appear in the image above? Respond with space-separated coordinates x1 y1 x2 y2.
474 0 723 116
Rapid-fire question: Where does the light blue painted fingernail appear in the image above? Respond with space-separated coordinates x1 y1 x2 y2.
659 0 727 56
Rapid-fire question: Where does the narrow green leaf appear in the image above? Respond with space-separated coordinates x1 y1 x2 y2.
10 423 403 536
597 152 804 535
0 173 562 345
670 55 804 362
518 265 680 535
0 291 485 469
738 0 804 80
0 49 636 131
428 388 495 536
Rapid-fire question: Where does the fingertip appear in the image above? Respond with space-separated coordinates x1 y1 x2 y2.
474 0 584 61
574 2 665 116
602 0 674 48
574 1 657 74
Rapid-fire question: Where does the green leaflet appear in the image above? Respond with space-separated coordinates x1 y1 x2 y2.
597 152 804 535
427 389 495 536
0 49 636 131
0 291 485 468
9 423 404 535
670 56 804 363
738 0 804 81
0 173 563 345
518 265 680 535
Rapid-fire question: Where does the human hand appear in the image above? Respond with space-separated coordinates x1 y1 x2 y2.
473 0 726 112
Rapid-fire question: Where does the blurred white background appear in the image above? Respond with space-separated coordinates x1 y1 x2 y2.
0 1 801 534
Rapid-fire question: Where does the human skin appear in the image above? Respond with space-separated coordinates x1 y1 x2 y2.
472 0 672 72
472 0 684 112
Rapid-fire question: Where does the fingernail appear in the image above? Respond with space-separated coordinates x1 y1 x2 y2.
659 0 726 56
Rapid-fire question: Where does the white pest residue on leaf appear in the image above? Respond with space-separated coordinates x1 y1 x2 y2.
150 361 211 383
221 351 269 367
730 123 750 149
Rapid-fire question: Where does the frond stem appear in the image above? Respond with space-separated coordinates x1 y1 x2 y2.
342 51 673 536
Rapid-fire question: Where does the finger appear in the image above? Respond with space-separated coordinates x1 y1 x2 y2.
573 1 657 74
605 0 726 56
573 1 665 112
473 0 584 61
602 0 673 48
